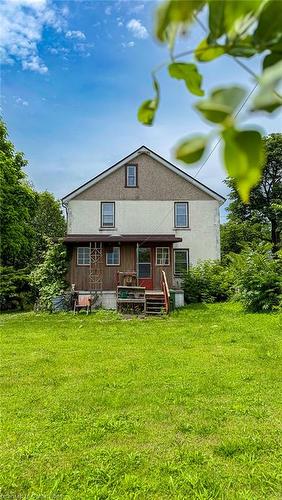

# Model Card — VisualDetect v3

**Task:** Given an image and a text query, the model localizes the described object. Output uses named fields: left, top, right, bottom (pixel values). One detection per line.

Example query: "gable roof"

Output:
left=62, top=145, right=226, bottom=205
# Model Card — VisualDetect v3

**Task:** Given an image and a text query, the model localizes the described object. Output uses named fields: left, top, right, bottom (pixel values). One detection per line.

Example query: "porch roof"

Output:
left=63, top=234, right=182, bottom=244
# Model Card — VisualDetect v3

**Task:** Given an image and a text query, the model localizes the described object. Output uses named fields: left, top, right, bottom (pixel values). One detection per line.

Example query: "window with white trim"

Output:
left=126, top=165, right=137, bottom=187
left=77, top=247, right=90, bottom=265
left=174, top=249, right=189, bottom=276
left=175, top=202, right=189, bottom=228
left=101, top=202, right=115, bottom=227
left=156, top=247, right=170, bottom=266
left=106, top=246, right=120, bottom=266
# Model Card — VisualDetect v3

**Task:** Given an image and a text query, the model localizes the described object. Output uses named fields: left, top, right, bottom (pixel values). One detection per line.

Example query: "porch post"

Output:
left=136, top=242, right=139, bottom=286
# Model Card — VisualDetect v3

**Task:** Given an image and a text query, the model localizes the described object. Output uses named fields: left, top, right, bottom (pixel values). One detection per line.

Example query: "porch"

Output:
left=64, top=234, right=183, bottom=292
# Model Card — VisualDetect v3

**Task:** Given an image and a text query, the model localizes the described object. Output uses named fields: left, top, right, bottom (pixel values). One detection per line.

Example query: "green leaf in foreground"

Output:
left=138, top=77, right=160, bottom=126
left=168, top=62, right=204, bottom=96
left=222, top=128, right=265, bottom=203
left=254, top=0, right=282, bottom=48
left=252, top=61, right=282, bottom=113
left=195, top=86, right=246, bottom=124
left=263, top=52, right=282, bottom=70
left=175, top=135, right=208, bottom=163
left=155, top=0, right=204, bottom=42
left=195, top=38, right=225, bottom=62
left=223, top=0, right=261, bottom=38
left=227, top=36, right=256, bottom=57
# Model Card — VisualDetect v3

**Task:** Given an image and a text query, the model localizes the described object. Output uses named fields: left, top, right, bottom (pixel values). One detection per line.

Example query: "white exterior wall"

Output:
left=67, top=199, right=220, bottom=268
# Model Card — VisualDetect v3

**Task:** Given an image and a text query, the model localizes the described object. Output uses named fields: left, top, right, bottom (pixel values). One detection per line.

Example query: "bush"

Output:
left=30, top=241, right=68, bottom=311
left=230, top=248, right=282, bottom=312
left=182, top=260, right=231, bottom=304
left=0, top=267, right=34, bottom=311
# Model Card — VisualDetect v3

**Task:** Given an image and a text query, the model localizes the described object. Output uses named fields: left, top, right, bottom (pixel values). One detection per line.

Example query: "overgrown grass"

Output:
left=1, top=304, right=281, bottom=499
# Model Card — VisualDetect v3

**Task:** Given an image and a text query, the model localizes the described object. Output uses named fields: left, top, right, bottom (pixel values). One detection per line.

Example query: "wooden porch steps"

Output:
left=145, top=292, right=166, bottom=315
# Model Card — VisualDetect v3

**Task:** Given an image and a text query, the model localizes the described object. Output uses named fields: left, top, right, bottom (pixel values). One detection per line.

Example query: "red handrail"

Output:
left=161, top=270, right=170, bottom=313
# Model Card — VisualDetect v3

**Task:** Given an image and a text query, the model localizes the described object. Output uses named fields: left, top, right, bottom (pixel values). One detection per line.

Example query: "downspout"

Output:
left=136, top=242, right=139, bottom=286
left=62, top=200, right=69, bottom=229
left=89, top=241, right=92, bottom=291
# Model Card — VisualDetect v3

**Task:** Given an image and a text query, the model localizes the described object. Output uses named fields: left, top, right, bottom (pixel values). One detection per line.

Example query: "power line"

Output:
left=137, top=15, right=260, bottom=246
left=195, top=82, right=258, bottom=178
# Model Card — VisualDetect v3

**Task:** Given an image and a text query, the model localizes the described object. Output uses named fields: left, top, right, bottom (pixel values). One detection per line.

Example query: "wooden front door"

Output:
left=138, top=247, right=153, bottom=289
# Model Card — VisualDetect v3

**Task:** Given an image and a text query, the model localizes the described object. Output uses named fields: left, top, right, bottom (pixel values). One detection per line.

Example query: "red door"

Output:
left=138, top=247, right=153, bottom=289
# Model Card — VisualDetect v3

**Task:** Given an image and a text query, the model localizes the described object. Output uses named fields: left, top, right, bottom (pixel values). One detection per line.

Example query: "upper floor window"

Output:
left=174, top=202, right=189, bottom=228
left=106, top=246, right=120, bottom=266
left=156, top=247, right=170, bottom=266
left=101, top=202, right=115, bottom=227
left=125, top=164, right=137, bottom=187
left=77, top=247, right=90, bottom=265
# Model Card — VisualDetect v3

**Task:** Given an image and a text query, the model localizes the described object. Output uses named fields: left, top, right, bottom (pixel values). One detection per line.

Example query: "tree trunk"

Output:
left=271, top=219, right=280, bottom=253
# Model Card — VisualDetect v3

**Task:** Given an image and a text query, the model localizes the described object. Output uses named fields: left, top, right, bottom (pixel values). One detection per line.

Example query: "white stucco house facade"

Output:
left=62, top=146, right=225, bottom=298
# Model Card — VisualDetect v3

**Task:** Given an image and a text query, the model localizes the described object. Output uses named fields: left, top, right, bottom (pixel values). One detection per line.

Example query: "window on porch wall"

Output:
left=174, top=249, right=189, bottom=276
left=156, top=247, right=170, bottom=266
left=77, top=247, right=90, bottom=265
left=106, top=246, right=120, bottom=266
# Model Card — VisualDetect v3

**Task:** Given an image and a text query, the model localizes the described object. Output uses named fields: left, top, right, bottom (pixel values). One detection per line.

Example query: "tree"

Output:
left=32, top=191, right=66, bottom=263
left=226, top=134, right=282, bottom=251
left=220, top=220, right=263, bottom=257
left=138, top=0, right=282, bottom=203
left=0, top=120, right=37, bottom=268
left=30, top=241, right=68, bottom=311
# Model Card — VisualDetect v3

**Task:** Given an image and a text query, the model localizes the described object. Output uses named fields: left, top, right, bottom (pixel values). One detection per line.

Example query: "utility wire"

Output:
left=194, top=82, right=258, bottom=178
left=137, top=15, right=260, bottom=247
left=137, top=82, right=258, bottom=248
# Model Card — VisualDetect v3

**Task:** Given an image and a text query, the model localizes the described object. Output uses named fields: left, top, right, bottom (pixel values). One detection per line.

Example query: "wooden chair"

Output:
left=73, top=294, right=92, bottom=314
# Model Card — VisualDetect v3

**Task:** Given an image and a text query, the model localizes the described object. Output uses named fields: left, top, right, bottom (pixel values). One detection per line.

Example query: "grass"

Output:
left=1, top=303, right=281, bottom=499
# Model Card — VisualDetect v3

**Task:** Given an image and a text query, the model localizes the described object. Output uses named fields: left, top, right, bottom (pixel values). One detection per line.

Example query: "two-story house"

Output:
left=62, top=146, right=225, bottom=307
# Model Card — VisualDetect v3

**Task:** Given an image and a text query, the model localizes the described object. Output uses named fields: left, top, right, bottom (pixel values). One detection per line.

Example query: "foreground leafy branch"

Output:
left=138, top=0, right=282, bottom=202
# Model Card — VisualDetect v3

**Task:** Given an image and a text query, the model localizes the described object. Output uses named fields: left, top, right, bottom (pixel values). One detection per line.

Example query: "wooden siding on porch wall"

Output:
left=68, top=243, right=173, bottom=291
left=68, top=244, right=136, bottom=291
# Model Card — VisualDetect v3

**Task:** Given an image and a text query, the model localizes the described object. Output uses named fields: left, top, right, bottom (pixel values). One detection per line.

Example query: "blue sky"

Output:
left=1, top=0, right=281, bottom=214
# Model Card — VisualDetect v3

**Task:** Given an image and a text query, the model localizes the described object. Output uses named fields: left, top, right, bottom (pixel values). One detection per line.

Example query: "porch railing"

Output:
left=161, top=270, right=170, bottom=314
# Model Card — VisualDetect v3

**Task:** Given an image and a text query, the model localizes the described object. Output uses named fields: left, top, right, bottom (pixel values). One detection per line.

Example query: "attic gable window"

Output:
left=125, top=164, right=137, bottom=187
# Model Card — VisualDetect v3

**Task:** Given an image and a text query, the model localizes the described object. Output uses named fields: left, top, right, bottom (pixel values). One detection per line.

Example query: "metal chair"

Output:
left=73, top=294, right=92, bottom=314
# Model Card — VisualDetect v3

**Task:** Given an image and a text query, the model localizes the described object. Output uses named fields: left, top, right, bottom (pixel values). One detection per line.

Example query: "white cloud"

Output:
left=22, top=55, right=48, bottom=73
left=0, top=0, right=67, bottom=74
left=129, top=4, right=144, bottom=14
left=121, top=41, right=135, bottom=48
left=65, top=30, right=86, bottom=40
left=127, top=18, right=148, bottom=39
left=74, top=42, right=94, bottom=57
left=15, top=96, right=29, bottom=106
left=49, top=46, right=69, bottom=55
left=105, top=6, right=112, bottom=15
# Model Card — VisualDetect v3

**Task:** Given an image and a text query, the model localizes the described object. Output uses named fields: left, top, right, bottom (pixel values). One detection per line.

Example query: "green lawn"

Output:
left=1, top=304, right=281, bottom=499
